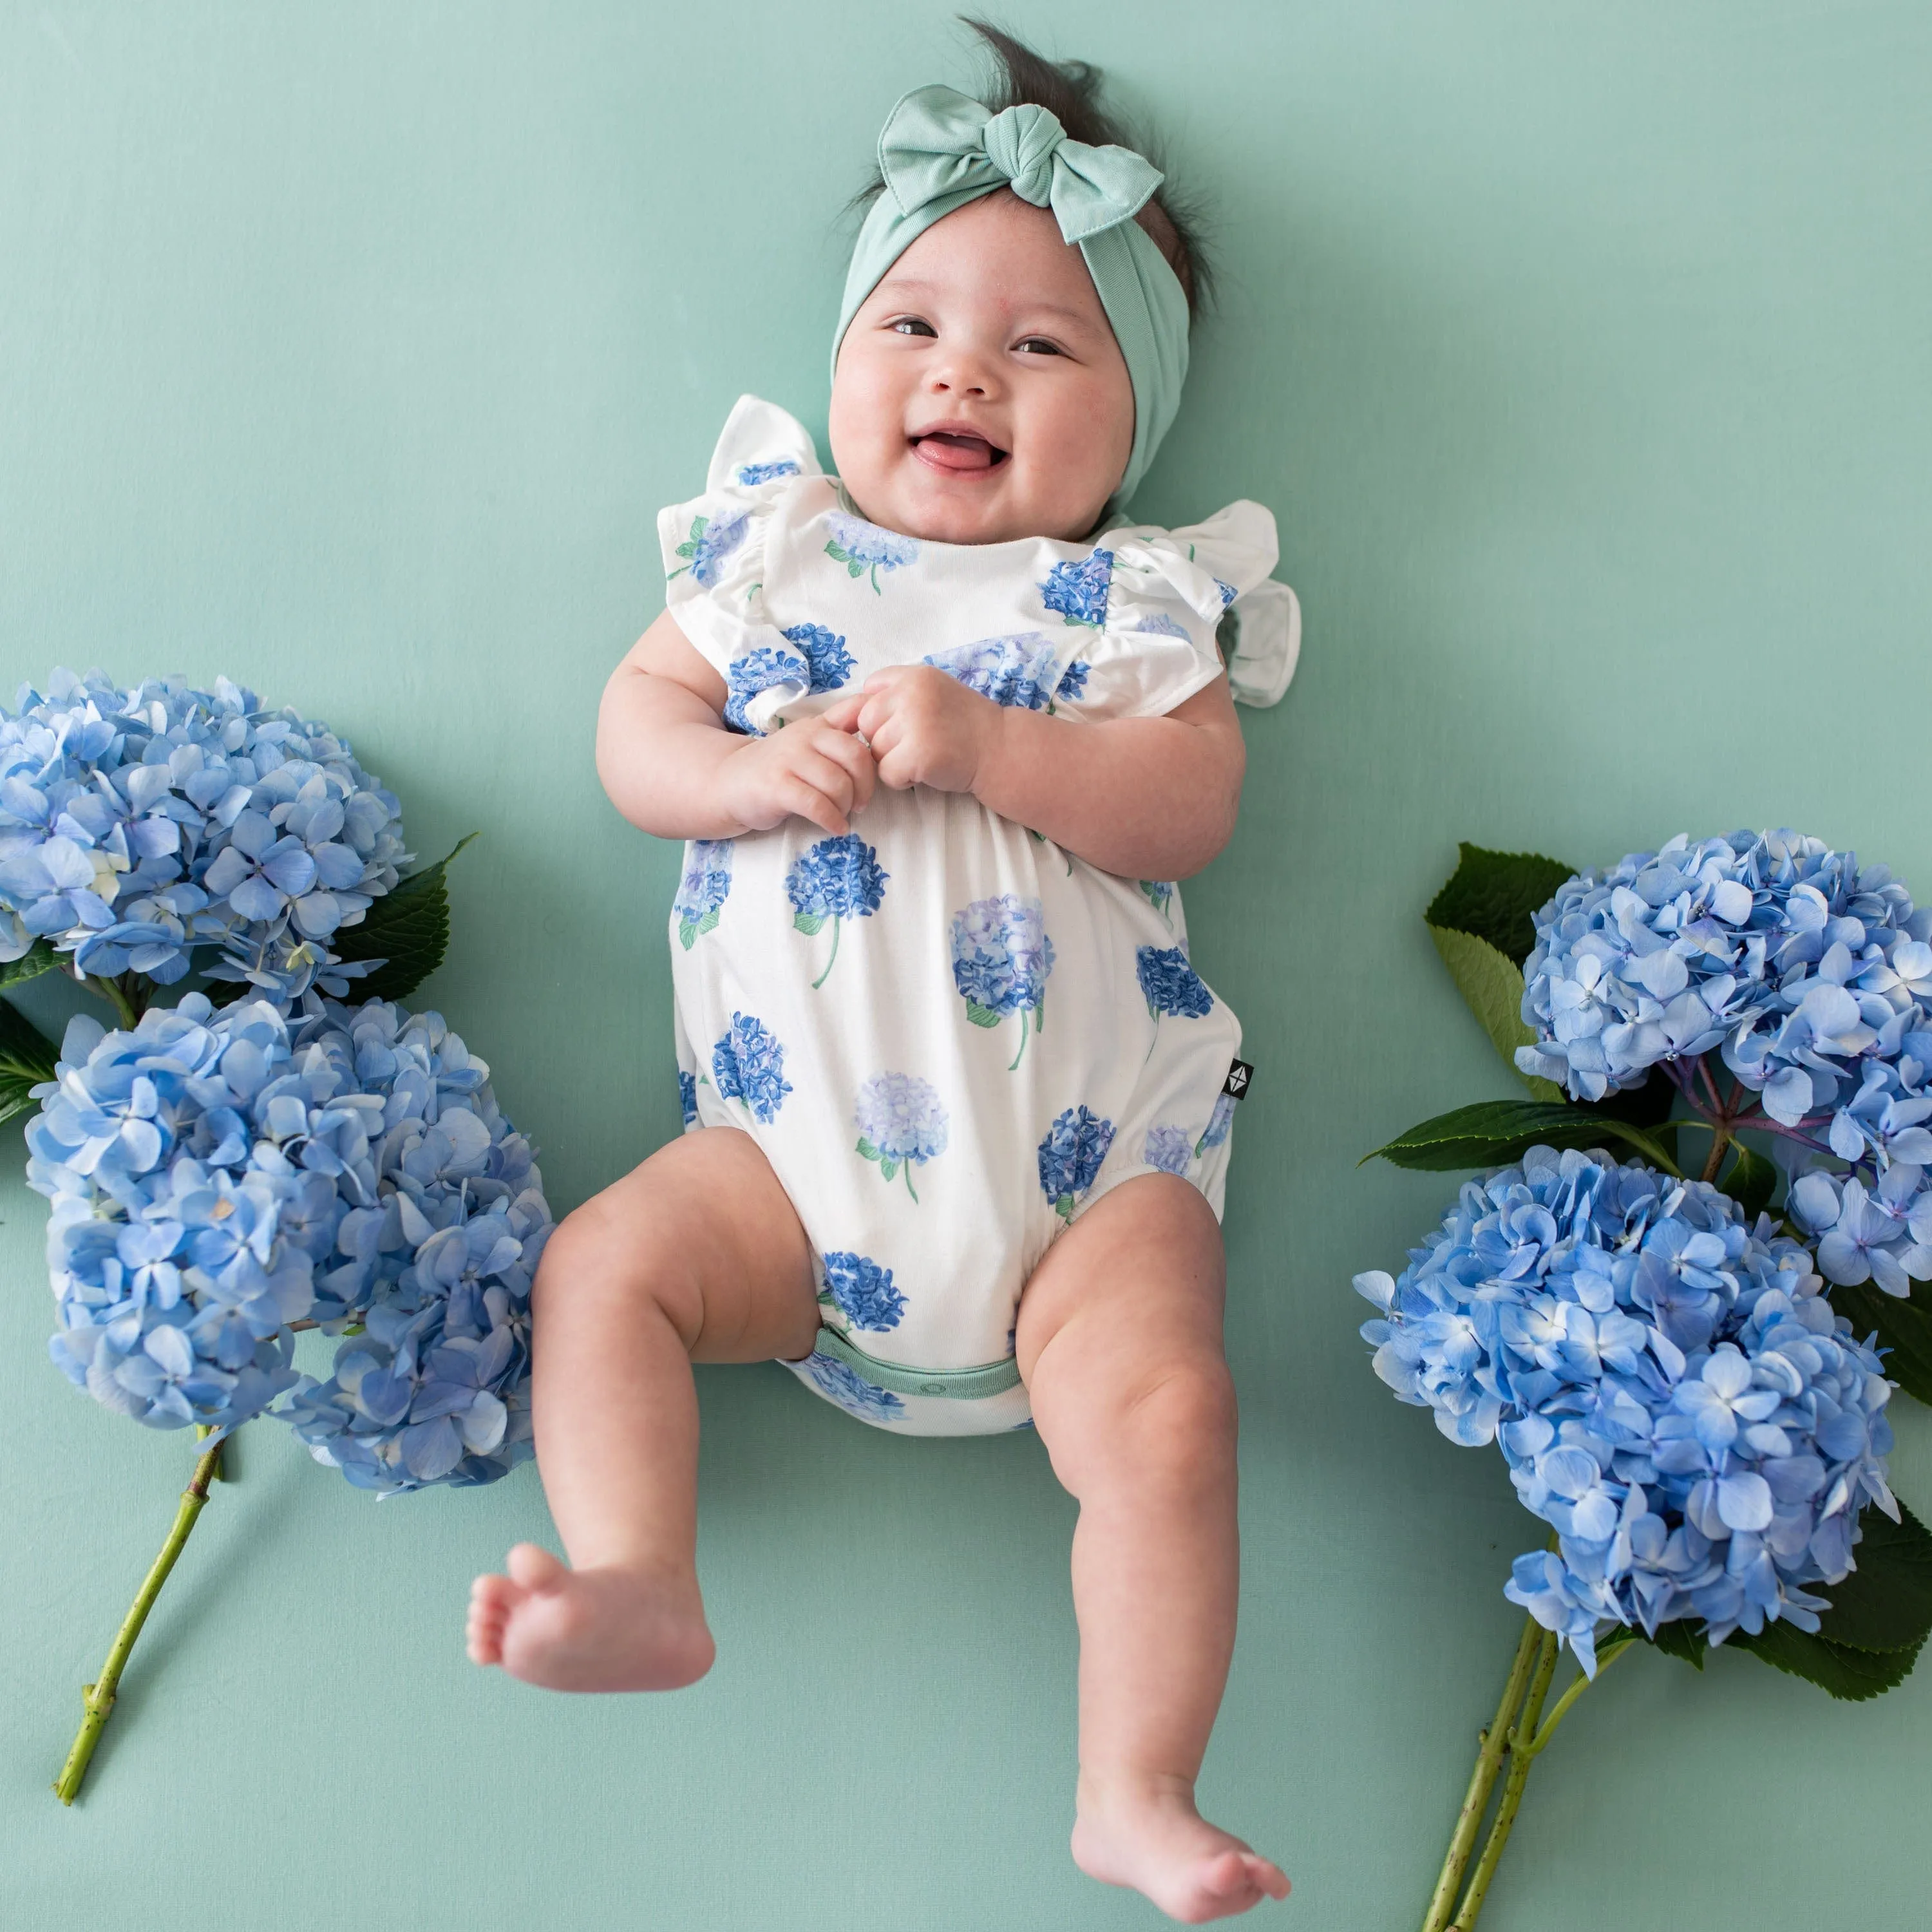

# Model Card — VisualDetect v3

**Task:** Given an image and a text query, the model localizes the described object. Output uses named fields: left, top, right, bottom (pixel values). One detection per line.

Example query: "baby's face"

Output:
left=829, top=191, right=1135, bottom=545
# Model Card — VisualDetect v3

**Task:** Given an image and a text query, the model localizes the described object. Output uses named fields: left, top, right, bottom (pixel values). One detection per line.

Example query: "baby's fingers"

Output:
left=814, top=724, right=878, bottom=811
left=819, top=694, right=867, bottom=734
left=777, top=773, right=849, bottom=836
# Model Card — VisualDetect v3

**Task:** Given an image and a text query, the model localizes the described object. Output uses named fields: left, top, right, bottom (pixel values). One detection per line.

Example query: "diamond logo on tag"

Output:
left=1222, top=1059, right=1254, bottom=1100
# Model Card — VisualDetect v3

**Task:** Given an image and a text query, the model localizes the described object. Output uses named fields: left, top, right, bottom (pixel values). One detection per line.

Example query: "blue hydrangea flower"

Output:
left=1135, top=612, right=1192, bottom=641
left=1137, top=945, right=1215, bottom=1023
left=801, top=1349, right=905, bottom=1423
left=1144, top=1124, right=1193, bottom=1175
left=0, top=669, right=404, bottom=998
left=820, top=1251, right=906, bottom=1330
left=854, top=1070, right=949, bottom=1200
left=736, top=459, right=800, bottom=485
left=1038, top=1105, right=1116, bottom=1220
left=1195, top=1092, right=1235, bottom=1156
left=722, top=646, right=808, bottom=735
left=1055, top=659, right=1090, bottom=703
left=780, top=623, right=855, bottom=694
left=678, top=1069, right=699, bottom=1129
left=669, top=509, right=750, bottom=588
left=923, top=634, right=1063, bottom=712
left=673, top=839, right=733, bottom=947
left=1355, top=1146, right=1897, bottom=1671
left=1213, top=577, right=1238, bottom=609
left=1139, top=878, right=1175, bottom=925
left=951, top=894, right=1055, bottom=1068
left=787, top=833, right=887, bottom=986
left=32, top=993, right=551, bottom=1492
left=1040, top=548, right=1113, bottom=628
left=824, top=512, right=918, bottom=592
left=711, top=1012, right=791, bottom=1123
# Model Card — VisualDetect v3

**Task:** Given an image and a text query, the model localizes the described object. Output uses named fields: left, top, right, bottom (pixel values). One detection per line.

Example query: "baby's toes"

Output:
left=466, top=1575, right=522, bottom=1664
left=1240, top=1854, right=1290, bottom=1900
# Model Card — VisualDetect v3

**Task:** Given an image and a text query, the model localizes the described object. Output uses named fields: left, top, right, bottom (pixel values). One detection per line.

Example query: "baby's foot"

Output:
left=466, top=1542, right=715, bottom=1692
left=1072, top=1770, right=1291, bottom=1924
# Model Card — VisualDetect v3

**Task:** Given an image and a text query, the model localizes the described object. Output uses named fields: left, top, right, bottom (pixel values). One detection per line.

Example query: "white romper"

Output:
left=659, top=396, right=1300, bottom=1435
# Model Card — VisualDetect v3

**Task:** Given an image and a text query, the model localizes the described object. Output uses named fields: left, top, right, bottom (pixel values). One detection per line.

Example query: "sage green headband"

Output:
left=831, top=83, right=1193, bottom=511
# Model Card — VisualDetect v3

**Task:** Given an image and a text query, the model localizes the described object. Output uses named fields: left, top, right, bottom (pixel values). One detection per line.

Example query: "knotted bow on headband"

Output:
left=831, top=83, right=1193, bottom=511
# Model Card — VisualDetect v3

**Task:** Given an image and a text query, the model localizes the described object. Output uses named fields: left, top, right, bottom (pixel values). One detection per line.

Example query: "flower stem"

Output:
left=79, top=968, right=140, bottom=1030
left=1009, top=1007, right=1029, bottom=1072
left=1446, top=1629, right=1560, bottom=1931
left=1419, top=1613, right=1543, bottom=1932
left=53, top=1437, right=225, bottom=1804
left=812, top=918, right=841, bottom=990
left=1523, top=1636, right=1634, bottom=1757
left=1700, top=1126, right=1732, bottom=1184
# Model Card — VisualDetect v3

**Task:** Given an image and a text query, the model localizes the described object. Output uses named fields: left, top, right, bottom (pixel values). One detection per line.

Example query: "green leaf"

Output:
left=825, top=542, right=851, bottom=565
left=1729, top=1621, right=1924, bottom=1700
left=1828, top=1280, right=1932, bottom=1406
left=879, top=1157, right=898, bottom=1182
left=329, top=835, right=477, bottom=1003
left=855, top=1137, right=878, bottom=1161
left=1807, top=1502, right=1932, bottom=1654
left=1425, top=924, right=1562, bottom=1099
left=1644, top=1619, right=1705, bottom=1669
left=0, top=996, right=62, bottom=1125
left=1363, top=1099, right=1678, bottom=1173
left=1716, top=1141, right=1778, bottom=1219
left=678, top=920, right=698, bottom=950
left=793, top=913, right=825, bottom=936
left=0, top=939, right=59, bottom=994
left=965, top=1001, right=1001, bottom=1028
left=696, top=909, right=719, bottom=936
left=1425, top=843, right=1575, bottom=967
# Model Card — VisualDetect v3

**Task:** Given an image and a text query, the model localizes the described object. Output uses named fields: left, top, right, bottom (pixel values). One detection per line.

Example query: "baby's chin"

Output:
left=863, top=464, right=1104, bottom=547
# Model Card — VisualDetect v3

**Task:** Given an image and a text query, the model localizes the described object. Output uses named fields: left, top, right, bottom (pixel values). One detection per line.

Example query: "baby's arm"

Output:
left=822, top=668, right=1244, bottom=880
left=597, top=611, right=876, bottom=838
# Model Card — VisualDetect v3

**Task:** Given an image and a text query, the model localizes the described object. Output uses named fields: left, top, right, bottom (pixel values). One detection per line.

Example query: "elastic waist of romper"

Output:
left=808, top=1325, right=1023, bottom=1400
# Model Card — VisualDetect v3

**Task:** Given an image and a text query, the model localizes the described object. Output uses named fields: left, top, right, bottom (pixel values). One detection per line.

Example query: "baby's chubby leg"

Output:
left=468, top=1126, right=819, bottom=1690
left=1017, top=1174, right=1289, bottom=1924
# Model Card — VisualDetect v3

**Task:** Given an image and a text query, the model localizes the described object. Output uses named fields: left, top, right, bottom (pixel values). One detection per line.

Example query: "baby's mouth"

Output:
left=911, top=430, right=1009, bottom=475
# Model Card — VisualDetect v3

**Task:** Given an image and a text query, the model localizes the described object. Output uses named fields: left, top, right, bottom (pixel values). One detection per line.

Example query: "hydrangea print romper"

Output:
left=659, top=397, right=1300, bottom=1435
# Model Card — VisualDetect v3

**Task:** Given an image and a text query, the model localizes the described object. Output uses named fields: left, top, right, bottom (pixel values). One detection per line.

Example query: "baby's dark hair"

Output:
left=849, top=17, right=1215, bottom=320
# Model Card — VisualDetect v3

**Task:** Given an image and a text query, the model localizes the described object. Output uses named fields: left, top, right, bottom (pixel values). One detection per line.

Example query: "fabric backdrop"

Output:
left=3, top=4, right=1927, bottom=1927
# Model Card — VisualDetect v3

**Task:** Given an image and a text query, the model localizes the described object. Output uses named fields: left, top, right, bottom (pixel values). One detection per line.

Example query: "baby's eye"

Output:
left=889, top=316, right=936, bottom=337
left=1015, top=337, right=1064, bottom=357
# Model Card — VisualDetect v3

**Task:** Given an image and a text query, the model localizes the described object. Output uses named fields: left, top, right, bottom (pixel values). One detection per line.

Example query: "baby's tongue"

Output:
left=917, top=431, right=998, bottom=473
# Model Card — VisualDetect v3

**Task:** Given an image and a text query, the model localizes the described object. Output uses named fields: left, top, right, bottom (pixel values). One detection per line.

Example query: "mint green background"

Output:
left=4, top=5, right=1929, bottom=1927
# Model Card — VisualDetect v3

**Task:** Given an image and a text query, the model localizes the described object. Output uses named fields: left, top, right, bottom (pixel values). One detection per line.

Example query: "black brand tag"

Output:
left=1222, top=1059, right=1254, bottom=1100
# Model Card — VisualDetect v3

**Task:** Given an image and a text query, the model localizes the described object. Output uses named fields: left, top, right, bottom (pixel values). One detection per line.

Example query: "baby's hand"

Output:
left=822, top=668, right=1001, bottom=795
left=715, top=715, right=876, bottom=836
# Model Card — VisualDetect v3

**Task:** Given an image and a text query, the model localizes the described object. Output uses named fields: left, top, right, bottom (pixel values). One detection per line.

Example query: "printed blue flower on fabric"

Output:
left=923, top=634, right=1065, bottom=713
left=1353, top=1145, right=1897, bottom=1671
left=1054, top=659, right=1091, bottom=703
left=1038, top=1105, right=1116, bottom=1221
left=951, top=894, right=1055, bottom=1068
left=711, top=1012, right=792, bottom=1123
left=788, top=833, right=887, bottom=987
left=779, top=623, right=855, bottom=694
left=669, top=509, right=750, bottom=589
left=802, top=1349, right=905, bottom=1423
left=820, top=1251, right=906, bottom=1331
left=735, top=459, right=800, bottom=486
left=824, top=511, right=918, bottom=592
left=1040, top=548, right=1113, bottom=628
left=673, top=839, right=733, bottom=947
left=1195, top=1092, right=1235, bottom=1155
left=1214, top=577, right=1238, bottom=609
left=677, top=1069, right=699, bottom=1128
left=1143, top=1124, right=1193, bottom=1175
left=722, top=647, right=808, bottom=736
left=854, top=1070, right=949, bottom=1201
left=1137, top=944, right=1215, bottom=1021
left=1139, top=878, right=1175, bottom=924
left=1135, top=612, right=1192, bottom=641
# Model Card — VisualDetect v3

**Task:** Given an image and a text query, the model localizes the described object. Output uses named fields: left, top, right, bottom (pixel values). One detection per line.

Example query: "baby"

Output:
left=468, top=27, right=1298, bottom=1924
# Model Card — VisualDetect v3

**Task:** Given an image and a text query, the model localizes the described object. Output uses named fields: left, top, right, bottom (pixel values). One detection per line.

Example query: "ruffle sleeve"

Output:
left=656, top=395, right=827, bottom=734
left=1057, top=500, right=1300, bottom=719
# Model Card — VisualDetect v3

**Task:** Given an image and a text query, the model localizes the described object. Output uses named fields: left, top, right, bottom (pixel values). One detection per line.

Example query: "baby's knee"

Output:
left=532, top=1193, right=703, bottom=1338
left=1046, top=1350, right=1236, bottom=1494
